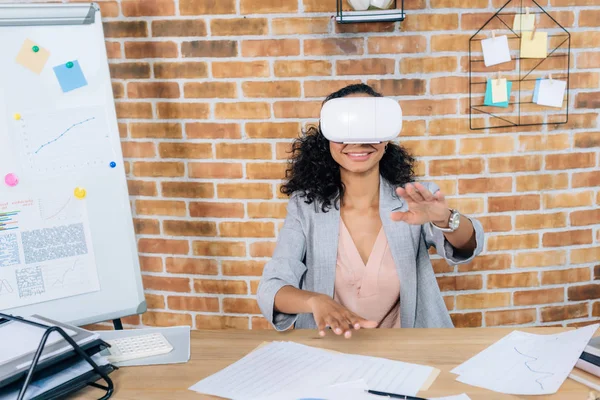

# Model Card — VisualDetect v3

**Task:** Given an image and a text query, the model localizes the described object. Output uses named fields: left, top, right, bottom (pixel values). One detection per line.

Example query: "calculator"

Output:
left=103, top=333, right=173, bottom=363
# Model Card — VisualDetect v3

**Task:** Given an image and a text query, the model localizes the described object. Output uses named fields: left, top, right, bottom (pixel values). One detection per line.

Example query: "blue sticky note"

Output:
left=533, top=78, right=541, bottom=103
left=484, top=79, right=512, bottom=108
left=53, top=60, right=88, bottom=92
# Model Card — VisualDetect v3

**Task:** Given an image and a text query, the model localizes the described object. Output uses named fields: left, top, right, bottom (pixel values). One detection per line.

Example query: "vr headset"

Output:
left=319, top=97, right=402, bottom=144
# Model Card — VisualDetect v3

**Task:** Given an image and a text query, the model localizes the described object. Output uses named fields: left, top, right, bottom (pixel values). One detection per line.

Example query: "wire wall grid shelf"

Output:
left=469, top=0, right=570, bottom=130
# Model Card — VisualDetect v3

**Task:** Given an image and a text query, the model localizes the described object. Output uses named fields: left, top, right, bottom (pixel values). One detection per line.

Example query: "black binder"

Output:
left=0, top=313, right=117, bottom=400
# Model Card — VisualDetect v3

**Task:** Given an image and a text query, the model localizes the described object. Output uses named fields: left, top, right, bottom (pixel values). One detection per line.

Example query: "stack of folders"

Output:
left=0, top=314, right=116, bottom=400
left=570, top=336, right=600, bottom=391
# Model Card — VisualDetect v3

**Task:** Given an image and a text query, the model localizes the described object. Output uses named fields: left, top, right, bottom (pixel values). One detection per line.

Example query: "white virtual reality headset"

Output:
left=319, top=97, right=402, bottom=144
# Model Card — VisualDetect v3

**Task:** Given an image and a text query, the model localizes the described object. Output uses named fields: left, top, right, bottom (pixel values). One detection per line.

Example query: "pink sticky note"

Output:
left=4, top=173, right=18, bottom=187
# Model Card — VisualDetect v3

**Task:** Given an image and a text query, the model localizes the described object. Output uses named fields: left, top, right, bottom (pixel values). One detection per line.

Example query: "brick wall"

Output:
left=81, top=0, right=599, bottom=329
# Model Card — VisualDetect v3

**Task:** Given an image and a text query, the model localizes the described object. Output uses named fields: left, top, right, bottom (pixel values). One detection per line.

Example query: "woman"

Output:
left=256, top=83, right=484, bottom=338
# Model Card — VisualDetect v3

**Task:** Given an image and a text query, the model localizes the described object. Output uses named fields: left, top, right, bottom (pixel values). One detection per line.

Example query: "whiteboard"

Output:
left=0, top=3, right=146, bottom=326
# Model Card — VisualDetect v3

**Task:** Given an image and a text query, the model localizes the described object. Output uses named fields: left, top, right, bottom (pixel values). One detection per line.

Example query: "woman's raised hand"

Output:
left=306, top=294, right=378, bottom=338
left=391, top=182, right=451, bottom=226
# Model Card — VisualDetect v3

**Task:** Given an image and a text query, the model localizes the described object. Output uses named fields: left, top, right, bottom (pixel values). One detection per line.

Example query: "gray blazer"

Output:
left=256, top=177, right=485, bottom=331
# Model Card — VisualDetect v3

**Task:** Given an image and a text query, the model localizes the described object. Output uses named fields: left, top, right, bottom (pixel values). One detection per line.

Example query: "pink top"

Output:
left=333, top=219, right=401, bottom=328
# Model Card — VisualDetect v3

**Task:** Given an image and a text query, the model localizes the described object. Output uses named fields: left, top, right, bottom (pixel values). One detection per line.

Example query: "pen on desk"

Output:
left=367, top=389, right=427, bottom=400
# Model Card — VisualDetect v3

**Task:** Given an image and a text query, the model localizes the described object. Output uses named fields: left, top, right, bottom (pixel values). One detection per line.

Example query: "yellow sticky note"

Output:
left=521, top=31, right=548, bottom=58
left=15, top=38, right=50, bottom=75
left=513, top=14, right=535, bottom=31
left=491, top=79, right=508, bottom=103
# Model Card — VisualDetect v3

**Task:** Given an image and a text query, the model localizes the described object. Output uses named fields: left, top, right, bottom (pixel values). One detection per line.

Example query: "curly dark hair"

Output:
left=280, top=83, right=416, bottom=212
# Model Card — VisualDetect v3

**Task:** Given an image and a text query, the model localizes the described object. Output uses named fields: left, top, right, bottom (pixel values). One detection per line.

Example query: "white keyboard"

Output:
left=104, top=332, right=173, bottom=363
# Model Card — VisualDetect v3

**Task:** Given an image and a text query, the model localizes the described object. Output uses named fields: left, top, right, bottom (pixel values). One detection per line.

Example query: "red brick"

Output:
left=145, top=294, right=165, bottom=309
left=166, top=257, right=218, bottom=275
left=143, top=275, right=190, bottom=293
left=246, top=122, right=300, bottom=139
left=544, top=191, right=594, bottom=209
left=125, top=41, right=178, bottom=58
left=516, top=174, right=569, bottom=192
left=218, top=183, right=272, bottom=199
left=109, top=62, right=151, bottom=79
left=487, top=234, right=539, bottom=251
left=456, top=293, right=510, bottom=310
left=451, top=312, right=482, bottom=327
left=274, top=101, right=320, bottom=119
left=210, top=18, right=267, bottom=36
left=242, top=39, right=300, bottom=57
left=304, top=79, right=362, bottom=98
left=196, top=315, right=249, bottom=329
left=133, top=162, right=184, bottom=178
left=121, top=142, right=156, bottom=158
left=431, top=34, right=471, bottom=52
left=400, top=14, right=458, bottom=31
left=157, top=103, right=209, bottom=119
left=154, top=62, right=208, bottom=79
left=489, top=155, right=542, bottom=173
left=519, top=134, right=570, bottom=152
left=242, top=81, right=301, bottom=98
left=152, top=20, right=207, bottom=37
left=272, top=18, right=330, bottom=35
left=104, top=21, right=147, bottom=38
left=568, top=284, right=600, bottom=301
left=478, top=216, right=512, bottom=233
left=367, top=36, right=427, bottom=54
left=514, top=288, right=564, bottom=306
left=215, top=102, right=270, bottom=120
left=122, top=0, right=174, bottom=16
left=142, top=312, right=192, bottom=327
left=486, top=309, right=536, bottom=326
left=182, top=40, right=237, bottom=58
left=194, top=279, right=247, bottom=295
left=575, top=132, right=600, bottom=148
left=139, top=256, right=163, bottom=273
left=541, top=303, right=588, bottom=322
left=247, top=202, right=287, bottom=219
left=168, top=296, right=219, bottom=312
left=222, top=261, right=265, bottom=276
left=189, top=202, right=244, bottom=219
left=193, top=241, right=246, bottom=257
left=161, top=182, right=213, bottom=199
left=223, top=298, right=261, bottom=314
left=188, top=162, right=243, bottom=179
left=457, top=254, right=510, bottom=273
left=578, top=52, right=600, bottom=69
left=180, top=0, right=235, bottom=14
left=460, top=136, right=514, bottom=155
left=220, top=222, right=274, bottom=238
left=369, top=79, right=427, bottom=96
left=515, top=212, right=567, bottom=230
left=542, top=268, right=591, bottom=285
left=240, top=0, right=297, bottom=13
left=130, top=123, right=182, bottom=139
left=458, top=177, right=511, bottom=194
left=106, top=42, right=121, bottom=59
left=487, top=272, right=539, bottom=289
left=543, top=229, right=593, bottom=247
left=250, top=241, right=277, bottom=257
left=163, top=221, right=216, bottom=237
left=571, top=210, right=600, bottom=227
left=115, top=102, right=152, bottom=119
left=216, top=143, right=271, bottom=160
left=186, top=123, right=240, bottom=139
left=429, top=158, right=484, bottom=176
left=546, top=152, right=596, bottom=170
left=515, top=250, right=567, bottom=268
left=158, top=143, right=212, bottom=159
left=134, top=218, right=160, bottom=235
left=128, top=82, right=179, bottom=99
left=184, top=82, right=237, bottom=98
left=573, top=171, right=600, bottom=188
left=400, top=56, right=458, bottom=74
left=336, top=59, right=395, bottom=75
left=247, top=163, right=287, bottom=180
left=274, top=60, right=331, bottom=77
left=436, top=275, right=483, bottom=291
left=136, top=200, right=186, bottom=217
left=304, top=38, right=364, bottom=56
left=489, top=195, right=540, bottom=212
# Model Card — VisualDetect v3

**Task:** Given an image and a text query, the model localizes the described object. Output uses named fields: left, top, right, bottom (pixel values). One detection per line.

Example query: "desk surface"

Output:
left=76, top=327, right=592, bottom=400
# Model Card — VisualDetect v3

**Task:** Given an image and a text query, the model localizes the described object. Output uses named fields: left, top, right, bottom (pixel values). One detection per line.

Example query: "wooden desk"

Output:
left=76, top=328, right=592, bottom=400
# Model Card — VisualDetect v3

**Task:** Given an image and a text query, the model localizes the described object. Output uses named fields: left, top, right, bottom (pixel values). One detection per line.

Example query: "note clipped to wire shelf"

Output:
left=521, top=30, right=548, bottom=58
left=513, top=13, right=535, bottom=32
left=534, top=78, right=567, bottom=108
left=484, top=79, right=512, bottom=108
left=490, top=78, right=508, bottom=103
left=481, top=34, right=511, bottom=67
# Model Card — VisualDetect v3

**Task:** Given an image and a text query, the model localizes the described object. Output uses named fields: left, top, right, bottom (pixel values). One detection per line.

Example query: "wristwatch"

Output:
left=430, top=209, right=460, bottom=233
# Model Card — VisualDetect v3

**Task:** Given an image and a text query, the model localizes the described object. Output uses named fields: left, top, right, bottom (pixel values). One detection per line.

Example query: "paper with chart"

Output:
left=0, top=193, right=100, bottom=311
left=451, top=323, right=599, bottom=395
left=12, top=106, right=113, bottom=179
left=189, top=341, right=436, bottom=399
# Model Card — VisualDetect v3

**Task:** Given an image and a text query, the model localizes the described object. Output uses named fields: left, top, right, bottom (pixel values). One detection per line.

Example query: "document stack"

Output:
left=0, top=313, right=116, bottom=400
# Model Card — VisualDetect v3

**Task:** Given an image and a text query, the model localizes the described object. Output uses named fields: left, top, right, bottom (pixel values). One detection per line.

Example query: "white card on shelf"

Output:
left=481, top=35, right=511, bottom=67
left=535, top=79, right=566, bottom=108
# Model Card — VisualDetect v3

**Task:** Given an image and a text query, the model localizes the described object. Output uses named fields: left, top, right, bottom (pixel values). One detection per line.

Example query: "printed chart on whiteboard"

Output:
left=0, top=193, right=100, bottom=310
left=13, top=106, right=113, bottom=178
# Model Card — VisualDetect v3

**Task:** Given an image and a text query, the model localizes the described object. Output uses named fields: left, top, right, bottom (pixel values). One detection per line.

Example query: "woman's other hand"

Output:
left=392, top=182, right=451, bottom=226
left=306, top=294, right=378, bottom=338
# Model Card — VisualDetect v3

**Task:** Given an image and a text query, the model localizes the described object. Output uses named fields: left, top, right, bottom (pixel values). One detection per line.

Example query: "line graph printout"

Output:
left=15, top=106, right=113, bottom=177
left=0, top=193, right=100, bottom=310
left=451, top=323, right=599, bottom=395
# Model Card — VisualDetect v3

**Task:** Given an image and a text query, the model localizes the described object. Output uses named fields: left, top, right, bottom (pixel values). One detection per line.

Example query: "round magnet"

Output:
left=13, top=113, right=21, bottom=121
left=109, top=161, right=116, bottom=168
left=32, top=45, right=39, bottom=53
left=74, top=187, right=86, bottom=199
left=66, top=61, right=74, bottom=68
left=4, top=173, right=18, bottom=187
